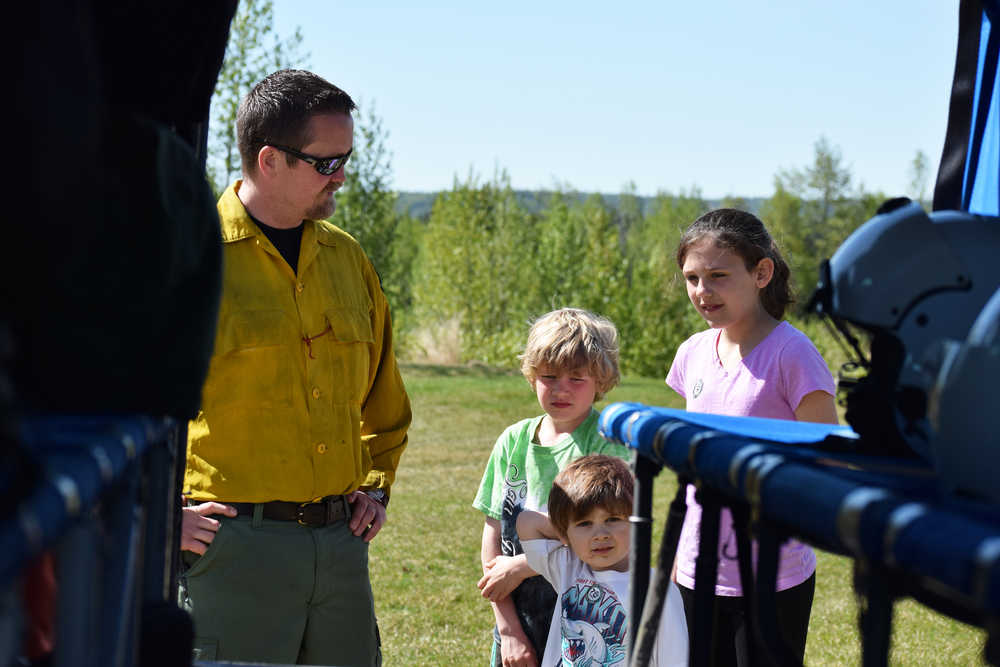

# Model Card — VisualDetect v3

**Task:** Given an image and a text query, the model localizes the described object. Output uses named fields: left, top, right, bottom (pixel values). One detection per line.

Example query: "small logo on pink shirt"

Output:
left=692, top=378, right=704, bottom=398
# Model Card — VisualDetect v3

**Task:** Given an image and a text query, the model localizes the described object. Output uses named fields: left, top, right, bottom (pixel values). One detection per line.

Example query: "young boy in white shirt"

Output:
left=517, top=455, right=688, bottom=666
left=473, top=309, right=630, bottom=666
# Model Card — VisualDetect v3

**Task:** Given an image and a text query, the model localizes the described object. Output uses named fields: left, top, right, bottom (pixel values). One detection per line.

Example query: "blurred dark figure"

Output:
left=7, top=1, right=238, bottom=664
left=9, top=2, right=234, bottom=417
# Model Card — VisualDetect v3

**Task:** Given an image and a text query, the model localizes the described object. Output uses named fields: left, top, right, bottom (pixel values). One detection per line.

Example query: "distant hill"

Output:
left=394, top=190, right=765, bottom=221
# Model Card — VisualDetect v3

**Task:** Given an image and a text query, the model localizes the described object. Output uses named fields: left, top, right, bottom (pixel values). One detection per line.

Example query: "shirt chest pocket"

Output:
left=205, top=310, right=296, bottom=411
left=321, top=307, right=375, bottom=404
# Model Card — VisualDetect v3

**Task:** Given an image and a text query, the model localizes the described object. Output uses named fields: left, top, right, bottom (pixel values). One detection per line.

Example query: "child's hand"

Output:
left=499, top=630, right=539, bottom=667
left=478, top=554, right=532, bottom=602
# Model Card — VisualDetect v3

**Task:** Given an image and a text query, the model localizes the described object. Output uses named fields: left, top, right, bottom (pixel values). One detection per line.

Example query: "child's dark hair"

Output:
left=676, top=208, right=794, bottom=319
left=548, top=455, right=633, bottom=538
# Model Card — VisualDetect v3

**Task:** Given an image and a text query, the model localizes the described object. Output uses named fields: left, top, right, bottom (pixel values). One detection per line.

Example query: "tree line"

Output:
left=208, top=0, right=932, bottom=378
left=339, top=133, right=931, bottom=377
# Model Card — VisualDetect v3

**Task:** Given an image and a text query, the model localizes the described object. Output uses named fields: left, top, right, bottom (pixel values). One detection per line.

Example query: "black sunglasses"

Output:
left=270, top=144, right=352, bottom=175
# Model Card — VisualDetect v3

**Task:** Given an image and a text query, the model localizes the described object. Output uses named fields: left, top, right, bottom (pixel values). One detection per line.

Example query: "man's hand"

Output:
left=478, top=554, right=533, bottom=602
left=181, top=502, right=237, bottom=554
left=499, top=630, right=538, bottom=667
left=347, top=490, right=386, bottom=542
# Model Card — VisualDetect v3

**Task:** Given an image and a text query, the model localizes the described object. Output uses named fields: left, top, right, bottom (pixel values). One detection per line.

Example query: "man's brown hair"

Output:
left=236, top=69, right=356, bottom=176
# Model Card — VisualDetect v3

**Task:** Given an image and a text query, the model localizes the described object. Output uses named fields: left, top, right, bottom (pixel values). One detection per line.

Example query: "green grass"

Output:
left=370, top=364, right=986, bottom=665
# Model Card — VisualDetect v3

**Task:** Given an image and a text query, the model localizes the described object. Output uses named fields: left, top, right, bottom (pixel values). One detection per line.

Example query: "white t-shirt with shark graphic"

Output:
left=523, top=538, right=688, bottom=666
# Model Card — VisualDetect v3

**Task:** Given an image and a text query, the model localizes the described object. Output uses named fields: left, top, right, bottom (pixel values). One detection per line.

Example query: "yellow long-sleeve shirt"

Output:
left=184, top=182, right=411, bottom=503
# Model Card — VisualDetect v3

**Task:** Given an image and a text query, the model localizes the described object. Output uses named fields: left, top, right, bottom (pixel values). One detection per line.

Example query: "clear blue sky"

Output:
left=273, top=1, right=959, bottom=199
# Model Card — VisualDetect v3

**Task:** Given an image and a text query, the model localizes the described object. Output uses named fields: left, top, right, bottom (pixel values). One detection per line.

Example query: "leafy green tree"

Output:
left=207, top=0, right=306, bottom=191
left=907, top=149, right=932, bottom=207
left=532, top=189, right=584, bottom=310
left=527, top=192, right=631, bottom=327
left=522, top=191, right=632, bottom=338
left=771, top=137, right=865, bottom=296
left=411, top=174, right=537, bottom=364
left=384, top=213, right=422, bottom=345
left=335, top=103, right=407, bottom=307
left=614, top=182, right=644, bottom=251
left=575, top=194, right=628, bottom=319
left=720, top=195, right=749, bottom=210
left=402, top=140, right=893, bottom=378
left=777, top=137, right=851, bottom=228
left=626, top=188, right=705, bottom=268
left=763, top=139, right=886, bottom=310
left=759, top=180, right=810, bottom=300
left=617, top=190, right=707, bottom=377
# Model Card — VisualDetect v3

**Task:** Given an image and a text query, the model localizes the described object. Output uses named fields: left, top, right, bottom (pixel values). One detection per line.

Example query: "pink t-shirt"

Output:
left=665, top=321, right=836, bottom=595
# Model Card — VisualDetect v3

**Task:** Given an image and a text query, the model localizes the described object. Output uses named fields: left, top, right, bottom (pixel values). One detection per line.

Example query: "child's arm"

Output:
left=481, top=518, right=539, bottom=667
left=795, top=389, right=839, bottom=424
left=516, top=509, right=561, bottom=542
left=479, top=550, right=537, bottom=603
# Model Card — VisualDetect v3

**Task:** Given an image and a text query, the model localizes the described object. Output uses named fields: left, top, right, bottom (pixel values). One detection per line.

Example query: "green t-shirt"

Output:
left=472, top=409, right=631, bottom=659
left=474, top=409, right=629, bottom=528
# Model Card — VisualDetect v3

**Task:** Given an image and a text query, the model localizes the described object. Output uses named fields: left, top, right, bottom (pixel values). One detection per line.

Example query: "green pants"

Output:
left=180, top=510, right=381, bottom=666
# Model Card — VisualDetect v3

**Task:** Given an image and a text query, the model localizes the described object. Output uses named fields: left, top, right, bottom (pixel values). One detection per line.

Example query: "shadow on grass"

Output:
left=400, top=361, right=520, bottom=378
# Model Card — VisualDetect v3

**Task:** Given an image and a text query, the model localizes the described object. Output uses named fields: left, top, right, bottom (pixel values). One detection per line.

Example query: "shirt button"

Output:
left=312, top=387, right=321, bottom=399
left=296, top=282, right=304, bottom=293
left=316, top=443, right=327, bottom=454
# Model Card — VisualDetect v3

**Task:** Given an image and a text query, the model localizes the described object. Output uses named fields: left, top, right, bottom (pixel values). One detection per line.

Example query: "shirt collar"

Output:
left=218, top=181, right=260, bottom=243
left=217, top=180, right=337, bottom=248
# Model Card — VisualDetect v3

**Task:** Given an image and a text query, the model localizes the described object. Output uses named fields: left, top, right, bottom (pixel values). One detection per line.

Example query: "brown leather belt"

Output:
left=227, top=495, right=351, bottom=527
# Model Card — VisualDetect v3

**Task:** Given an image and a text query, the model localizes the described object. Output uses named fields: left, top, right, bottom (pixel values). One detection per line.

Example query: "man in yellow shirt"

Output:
left=179, top=69, right=411, bottom=666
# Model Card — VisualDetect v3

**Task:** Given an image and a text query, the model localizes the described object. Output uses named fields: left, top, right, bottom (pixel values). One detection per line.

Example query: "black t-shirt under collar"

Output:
left=251, top=214, right=304, bottom=275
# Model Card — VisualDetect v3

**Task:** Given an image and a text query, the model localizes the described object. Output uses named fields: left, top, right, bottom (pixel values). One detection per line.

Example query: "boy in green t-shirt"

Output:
left=472, top=308, right=630, bottom=666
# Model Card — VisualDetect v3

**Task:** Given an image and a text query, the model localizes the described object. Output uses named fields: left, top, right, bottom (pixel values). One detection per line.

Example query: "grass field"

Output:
left=369, top=364, right=986, bottom=665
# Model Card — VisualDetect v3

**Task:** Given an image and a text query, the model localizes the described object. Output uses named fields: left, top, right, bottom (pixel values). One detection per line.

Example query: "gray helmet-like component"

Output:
left=808, top=198, right=1000, bottom=459
left=927, top=287, right=1000, bottom=501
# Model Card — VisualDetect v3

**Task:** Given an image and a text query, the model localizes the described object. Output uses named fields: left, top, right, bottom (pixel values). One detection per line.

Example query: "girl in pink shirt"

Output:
left=666, top=208, right=838, bottom=666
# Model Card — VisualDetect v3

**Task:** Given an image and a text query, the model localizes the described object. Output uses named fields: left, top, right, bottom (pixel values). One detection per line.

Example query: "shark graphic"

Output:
left=561, top=616, right=625, bottom=666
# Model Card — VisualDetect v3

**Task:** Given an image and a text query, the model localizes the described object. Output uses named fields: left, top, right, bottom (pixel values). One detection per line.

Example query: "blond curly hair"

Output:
left=519, top=308, right=620, bottom=400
